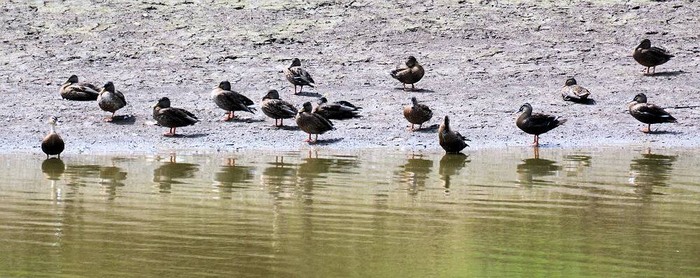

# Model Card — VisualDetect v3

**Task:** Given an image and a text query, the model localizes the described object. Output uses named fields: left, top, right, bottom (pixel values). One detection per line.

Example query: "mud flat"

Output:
left=1, top=1, right=698, bottom=155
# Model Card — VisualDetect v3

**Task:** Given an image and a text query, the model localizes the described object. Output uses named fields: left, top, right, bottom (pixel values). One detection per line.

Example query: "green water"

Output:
left=0, top=148, right=699, bottom=277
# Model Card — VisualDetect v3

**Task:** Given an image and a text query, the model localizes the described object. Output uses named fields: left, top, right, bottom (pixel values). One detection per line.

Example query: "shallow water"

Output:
left=1, top=148, right=699, bottom=277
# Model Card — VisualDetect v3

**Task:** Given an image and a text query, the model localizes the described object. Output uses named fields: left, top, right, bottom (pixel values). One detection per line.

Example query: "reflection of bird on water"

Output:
left=295, top=152, right=360, bottom=200
left=64, top=164, right=102, bottom=187
left=213, top=158, right=254, bottom=191
left=562, top=154, right=592, bottom=177
left=42, top=158, right=65, bottom=181
left=629, top=150, right=677, bottom=196
left=439, top=153, right=470, bottom=191
left=396, top=154, right=433, bottom=195
left=516, top=149, right=561, bottom=186
left=262, top=156, right=297, bottom=197
left=99, top=166, right=127, bottom=200
left=153, top=156, right=199, bottom=193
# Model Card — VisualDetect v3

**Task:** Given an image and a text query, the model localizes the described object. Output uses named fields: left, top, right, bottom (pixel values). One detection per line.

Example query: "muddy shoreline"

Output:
left=1, top=1, right=698, bottom=156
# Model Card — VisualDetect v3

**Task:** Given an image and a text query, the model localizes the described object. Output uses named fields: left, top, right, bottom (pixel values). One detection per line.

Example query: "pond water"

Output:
left=1, top=148, right=699, bottom=277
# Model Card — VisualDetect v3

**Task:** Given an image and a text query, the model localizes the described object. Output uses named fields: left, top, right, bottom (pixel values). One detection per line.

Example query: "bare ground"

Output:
left=1, top=0, right=699, bottom=155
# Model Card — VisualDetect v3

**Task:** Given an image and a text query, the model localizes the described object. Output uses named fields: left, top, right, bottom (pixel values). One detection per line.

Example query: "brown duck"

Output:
left=97, top=82, right=127, bottom=122
left=633, top=39, right=673, bottom=75
left=59, top=75, right=100, bottom=101
left=438, top=116, right=470, bottom=153
left=284, top=58, right=316, bottom=94
left=314, top=97, right=361, bottom=120
left=41, top=116, right=65, bottom=158
left=516, top=103, right=566, bottom=146
left=261, top=89, right=298, bottom=127
left=296, top=102, right=334, bottom=143
left=390, top=56, right=425, bottom=91
left=152, top=97, right=199, bottom=137
left=211, top=81, right=256, bottom=121
left=561, top=77, right=591, bottom=103
left=403, top=97, right=432, bottom=131
left=628, top=93, right=677, bottom=133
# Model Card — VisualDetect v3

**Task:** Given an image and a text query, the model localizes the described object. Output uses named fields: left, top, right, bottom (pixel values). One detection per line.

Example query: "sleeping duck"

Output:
left=284, top=58, right=316, bottom=94
left=59, top=75, right=100, bottom=101
left=153, top=97, right=199, bottom=137
left=561, top=77, right=591, bottom=103
left=516, top=103, right=566, bottom=146
left=261, top=89, right=298, bottom=127
left=403, top=97, right=432, bottom=131
left=628, top=93, right=676, bottom=133
left=212, top=81, right=256, bottom=121
left=41, top=116, right=65, bottom=158
left=633, top=39, right=673, bottom=75
left=97, top=81, right=127, bottom=122
left=390, top=56, right=425, bottom=91
left=314, top=97, right=361, bottom=120
left=438, top=116, right=470, bottom=153
left=296, top=102, right=333, bottom=143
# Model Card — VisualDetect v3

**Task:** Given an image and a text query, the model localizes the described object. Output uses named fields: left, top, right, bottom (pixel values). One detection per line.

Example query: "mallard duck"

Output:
left=403, top=97, right=432, bottom=131
left=261, top=89, right=298, bottom=127
left=516, top=103, right=566, bottom=146
left=97, top=82, right=127, bottom=122
left=561, top=77, right=591, bottom=103
left=152, top=97, right=199, bottom=136
left=628, top=93, right=677, bottom=133
left=212, top=81, right=256, bottom=121
left=633, top=39, right=674, bottom=75
left=314, top=97, right=361, bottom=120
left=59, top=75, right=100, bottom=101
left=390, top=56, right=425, bottom=91
left=438, top=116, right=470, bottom=153
left=296, top=102, right=334, bottom=143
left=41, top=116, right=65, bottom=158
left=284, top=58, right=316, bottom=94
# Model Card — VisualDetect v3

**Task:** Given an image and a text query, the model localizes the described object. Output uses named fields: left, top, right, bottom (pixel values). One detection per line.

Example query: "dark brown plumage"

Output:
left=97, top=81, right=127, bottom=122
left=153, top=97, right=199, bottom=137
left=438, top=116, right=469, bottom=153
left=314, top=97, right=361, bottom=120
left=41, top=116, right=64, bottom=158
left=211, top=81, right=256, bottom=121
left=261, top=89, right=298, bottom=127
left=516, top=103, right=566, bottom=146
left=403, top=97, right=432, bottom=131
left=59, top=75, right=100, bottom=101
left=628, top=93, right=677, bottom=133
left=561, top=77, right=591, bottom=103
left=633, top=39, right=673, bottom=75
left=284, top=58, right=315, bottom=94
left=296, top=102, right=334, bottom=143
left=390, top=56, right=425, bottom=91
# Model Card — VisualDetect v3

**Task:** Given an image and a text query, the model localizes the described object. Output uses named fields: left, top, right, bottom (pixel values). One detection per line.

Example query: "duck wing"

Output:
left=636, top=104, right=676, bottom=121
left=287, top=67, right=316, bottom=86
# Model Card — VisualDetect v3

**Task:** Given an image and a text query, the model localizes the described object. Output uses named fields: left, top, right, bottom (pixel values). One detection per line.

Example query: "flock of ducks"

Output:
left=41, top=39, right=679, bottom=158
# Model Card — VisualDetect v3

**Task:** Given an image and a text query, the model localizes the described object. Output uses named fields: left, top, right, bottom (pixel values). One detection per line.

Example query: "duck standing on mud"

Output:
left=403, top=97, right=433, bottom=131
left=97, top=81, right=127, bottom=122
left=284, top=58, right=316, bottom=95
left=390, top=56, right=425, bottom=91
left=261, top=89, right=298, bottom=127
left=628, top=93, right=676, bottom=133
left=633, top=39, right=673, bottom=75
left=516, top=103, right=566, bottom=147
left=152, top=97, right=199, bottom=137
left=211, top=81, right=256, bottom=121
left=59, top=75, right=100, bottom=101
left=42, top=116, right=65, bottom=158
left=438, top=116, right=470, bottom=154
left=296, top=102, right=333, bottom=143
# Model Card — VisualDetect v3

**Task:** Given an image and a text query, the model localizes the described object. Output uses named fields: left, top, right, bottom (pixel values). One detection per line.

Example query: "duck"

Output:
left=152, top=97, right=199, bottom=137
left=628, top=93, right=677, bottom=133
left=390, top=56, right=425, bottom=91
left=561, top=77, right=591, bottom=103
left=261, top=89, right=298, bottom=127
left=438, top=116, right=470, bottom=153
left=516, top=103, right=566, bottom=146
left=97, top=81, right=127, bottom=122
left=284, top=58, right=316, bottom=94
left=314, top=97, right=361, bottom=120
left=633, top=39, right=674, bottom=75
left=296, top=102, right=334, bottom=143
left=41, top=116, right=65, bottom=158
left=211, top=81, right=256, bottom=121
left=59, top=75, right=100, bottom=101
left=403, top=97, right=433, bottom=131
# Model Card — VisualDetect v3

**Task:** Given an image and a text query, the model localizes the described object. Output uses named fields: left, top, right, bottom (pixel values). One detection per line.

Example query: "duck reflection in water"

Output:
left=42, top=158, right=65, bottom=181
left=153, top=154, right=199, bottom=193
left=516, top=147, right=562, bottom=186
left=562, top=153, right=592, bottom=177
left=262, top=156, right=297, bottom=198
left=213, top=158, right=254, bottom=199
left=439, top=153, right=470, bottom=192
left=99, top=164, right=127, bottom=200
left=629, top=149, right=677, bottom=197
left=295, top=151, right=360, bottom=203
left=396, top=153, right=433, bottom=195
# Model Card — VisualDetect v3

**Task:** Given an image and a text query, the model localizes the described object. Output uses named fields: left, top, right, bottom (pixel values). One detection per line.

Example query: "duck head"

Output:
left=637, top=39, right=651, bottom=50
left=632, top=93, right=647, bottom=104
left=290, top=58, right=302, bottom=67
left=101, top=81, right=115, bottom=93
left=410, top=96, right=419, bottom=106
left=518, top=103, right=533, bottom=114
left=218, top=81, right=231, bottom=91
left=564, top=77, right=577, bottom=86
left=65, top=75, right=79, bottom=85
left=443, top=116, right=451, bottom=130
left=155, top=97, right=171, bottom=109
left=317, top=97, right=328, bottom=105
left=262, top=89, right=280, bottom=100
left=406, top=56, right=418, bottom=67
left=300, top=101, right=313, bottom=113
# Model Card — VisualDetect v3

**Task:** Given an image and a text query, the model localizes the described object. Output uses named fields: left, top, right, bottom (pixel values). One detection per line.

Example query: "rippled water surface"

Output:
left=1, top=148, right=699, bottom=277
